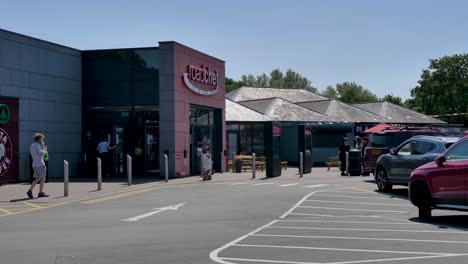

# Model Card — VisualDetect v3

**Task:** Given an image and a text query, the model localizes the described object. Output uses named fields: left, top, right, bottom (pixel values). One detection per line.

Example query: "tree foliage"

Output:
left=409, top=54, right=468, bottom=125
left=320, top=82, right=379, bottom=104
left=225, top=77, right=245, bottom=93
left=381, top=94, right=403, bottom=106
left=233, top=69, right=317, bottom=92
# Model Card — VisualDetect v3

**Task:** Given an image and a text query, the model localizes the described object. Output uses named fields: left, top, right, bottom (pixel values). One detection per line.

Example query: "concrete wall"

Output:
left=0, top=29, right=82, bottom=180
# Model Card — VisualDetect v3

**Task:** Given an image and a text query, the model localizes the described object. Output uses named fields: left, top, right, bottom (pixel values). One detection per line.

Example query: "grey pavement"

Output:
left=1, top=167, right=468, bottom=264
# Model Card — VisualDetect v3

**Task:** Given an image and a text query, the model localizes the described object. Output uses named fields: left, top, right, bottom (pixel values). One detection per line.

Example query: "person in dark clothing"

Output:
left=338, top=138, right=350, bottom=176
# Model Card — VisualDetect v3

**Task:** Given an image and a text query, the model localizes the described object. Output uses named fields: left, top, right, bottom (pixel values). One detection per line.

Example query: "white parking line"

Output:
left=303, top=184, right=328, bottom=188
left=230, top=182, right=251, bottom=185
left=253, top=182, right=276, bottom=186
left=220, top=254, right=468, bottom=264
left=219, top=257, right=320, bottom=264
left=279, top=190, right=326, bottom=219
left=266, top=226, right=468, bottom=234
left=297, top=205, right=407, bottom=213
left=279, top=183, right=299, bottom=187
left=251, top=234, right=468, bottom=244
left=278, top=219, right=419, bottom=225
left=232, top=243, right=448, bottom=255
left=313, top=194, right=401, bottom=200
left=305, top=199, right=412, bottom=207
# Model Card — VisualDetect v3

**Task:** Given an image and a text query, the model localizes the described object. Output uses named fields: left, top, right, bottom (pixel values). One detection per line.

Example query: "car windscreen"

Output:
left=368, top=134, right=412, bottom=148
left=444, top=142, right=454, bottom=149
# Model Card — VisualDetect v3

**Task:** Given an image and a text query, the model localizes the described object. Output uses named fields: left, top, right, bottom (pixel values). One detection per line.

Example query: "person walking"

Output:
left=97, top=136, right=116, bottom=176
left=338, top=138, right=350, bottom=176
left=27, top=133, right=48, bottom=199
left=201, top=145, right=212, bottom=181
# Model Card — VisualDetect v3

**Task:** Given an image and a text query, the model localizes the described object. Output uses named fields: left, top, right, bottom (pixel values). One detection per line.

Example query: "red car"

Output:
left=408, top=135, right=468, bottom=220
left=363, top=127, right=446, bottom=175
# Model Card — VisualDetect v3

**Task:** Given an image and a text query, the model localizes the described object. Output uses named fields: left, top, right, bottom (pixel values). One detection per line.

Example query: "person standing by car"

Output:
left=27, top=133, right=48, bottom=199
left=338, top=138, right=350, bottom=176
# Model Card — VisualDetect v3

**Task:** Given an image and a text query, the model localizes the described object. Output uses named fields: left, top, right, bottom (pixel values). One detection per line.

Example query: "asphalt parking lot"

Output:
left=211, top=184, right=468, bottom=264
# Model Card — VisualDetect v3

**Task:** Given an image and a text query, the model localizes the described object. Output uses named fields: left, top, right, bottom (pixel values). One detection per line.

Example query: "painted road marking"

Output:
left=80, top=185, right=178, bottom=204
left=220, top=254, right=468, bottom=264
left=304, top=199, right=412, bottom=207
left=266, top=226, right=468, bottom=234
left=253, top=182, right=276, bottom=186
left=277, top=219, right=419, bottom=225
left=122, top=203, right=185, bottom=222
left=297, top=205, right=407, bottom=213
left=303, top=184, right=328, bottom=188
left=232, top=243, right=448, bottom=255
left=230, top=182, right=251, bottom=185
left=279, top=183, right=299, bottom=187
left=313, top=194, right=397, bottom=200
left=0, top=207, right=12, bottom=215
left=251, top=234, right=468, bottom=244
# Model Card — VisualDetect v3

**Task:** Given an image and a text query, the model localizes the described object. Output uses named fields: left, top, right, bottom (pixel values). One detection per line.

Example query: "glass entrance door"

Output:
left=190, top=125, right=213, bottom=175
left=113, top=126, right=125, bottom=176
left=145, top=125, right=159, bottom=173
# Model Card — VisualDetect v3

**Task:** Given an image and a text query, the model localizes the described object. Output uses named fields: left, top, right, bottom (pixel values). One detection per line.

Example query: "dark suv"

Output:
left=363, top=127, right=446, bottom=175
left=409, top=136, right=468, bottom=220
left=374, top=136, right=458, bottom=191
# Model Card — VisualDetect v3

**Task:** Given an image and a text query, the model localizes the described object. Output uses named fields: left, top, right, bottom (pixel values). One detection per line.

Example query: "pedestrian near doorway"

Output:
left=97, top=136, right=116, bottom=176
left=201, top=145, right=212, bottom=181
left=27, top=133, right=48, bottom=198
left=338, top=138, right=350, bottom=176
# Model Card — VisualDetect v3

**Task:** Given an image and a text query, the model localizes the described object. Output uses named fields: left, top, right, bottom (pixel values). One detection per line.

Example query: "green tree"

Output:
left=381, top=94, right=403, bottom=106
left=321, top=85, right=339, bottom=99
left=225, top=77, right=244, bottom=93
left=334, top=82, right=379, bottom=104
left=410, top=54, right=468, bottom=125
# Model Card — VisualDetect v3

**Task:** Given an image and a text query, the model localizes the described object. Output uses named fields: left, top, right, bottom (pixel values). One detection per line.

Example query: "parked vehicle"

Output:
left=363, top=127, right=446, bottom=175
left=408, top=136, right=468, bottom=220
left=375, top=136, right=458, bottom=191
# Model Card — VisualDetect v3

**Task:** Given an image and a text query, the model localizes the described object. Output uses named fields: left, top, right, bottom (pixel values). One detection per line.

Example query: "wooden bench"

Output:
left=325, top=157, right=341, bottom=171
left=228, top=155, right=267, bottom=172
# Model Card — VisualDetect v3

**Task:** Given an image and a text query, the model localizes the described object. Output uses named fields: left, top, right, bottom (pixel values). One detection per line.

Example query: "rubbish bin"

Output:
left=303, top=150, right=312, bottom=174
left=235, top=159, right=243, bottom=173
left=349, top=149, right=362, bottom=176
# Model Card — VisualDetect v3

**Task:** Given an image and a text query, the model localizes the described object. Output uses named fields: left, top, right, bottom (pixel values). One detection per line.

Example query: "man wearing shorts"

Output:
left=27, top=133, right=49, bottom=198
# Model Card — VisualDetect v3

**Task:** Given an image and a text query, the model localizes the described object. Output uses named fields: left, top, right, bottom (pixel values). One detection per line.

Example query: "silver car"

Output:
left=375, top=136, right=459, bottom=191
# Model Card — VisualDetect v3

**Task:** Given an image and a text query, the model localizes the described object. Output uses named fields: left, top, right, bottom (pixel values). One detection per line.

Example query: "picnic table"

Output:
left=325, top=156, right=341, bottom=171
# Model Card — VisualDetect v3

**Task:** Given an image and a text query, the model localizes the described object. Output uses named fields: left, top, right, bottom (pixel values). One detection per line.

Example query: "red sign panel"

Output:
left=0, top=97, right=18, bottom=183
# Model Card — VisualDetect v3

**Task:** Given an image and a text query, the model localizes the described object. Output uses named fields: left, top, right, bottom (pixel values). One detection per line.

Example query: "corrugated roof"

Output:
left=225, top=99, right=271, bottom=122
left=353, top=102, right=446, bottom=124
left=298, top=100, right=381, bottom=123
left=226, top=87, right=327, bottom=103
left=239, top=98, right=334, bottom=122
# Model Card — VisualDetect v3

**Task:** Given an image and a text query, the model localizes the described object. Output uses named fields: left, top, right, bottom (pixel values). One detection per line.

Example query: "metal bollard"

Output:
left=64, top=160, right=69, bottom=197
left=252, top=153, right=256, bottom=179
left=299, top=152, right=303, bottom=178
left=346, top=152, right=349, bottom=176
left=220, top=152, right=224, bottom=174
left=164, top=154, right=169, bottom=182
left=97, top=157, right=102, bottom=190
left=127, top=154, right=132, bottom=186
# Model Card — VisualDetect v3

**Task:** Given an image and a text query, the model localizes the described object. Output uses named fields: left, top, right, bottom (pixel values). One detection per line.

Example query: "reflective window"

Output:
left=446, top=140, right=468, bottom=161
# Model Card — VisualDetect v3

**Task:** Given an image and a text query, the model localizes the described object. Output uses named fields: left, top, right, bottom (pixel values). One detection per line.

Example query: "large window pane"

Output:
left=240, top=124, right=252, bottom=155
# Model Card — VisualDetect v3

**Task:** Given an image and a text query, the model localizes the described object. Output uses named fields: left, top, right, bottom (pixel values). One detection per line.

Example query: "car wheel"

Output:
left=418, top=206, right=432, bottom=221
left=376, top=168, right=392, bottom=192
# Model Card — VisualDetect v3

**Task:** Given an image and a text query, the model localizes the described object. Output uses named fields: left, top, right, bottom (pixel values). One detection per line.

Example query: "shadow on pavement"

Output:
left=409, top=215, right=468, bottom=231
left=9, top=197, right=36, bottom=203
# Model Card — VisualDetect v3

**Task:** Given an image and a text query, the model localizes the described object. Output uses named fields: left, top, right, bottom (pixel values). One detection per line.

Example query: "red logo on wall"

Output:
left=0, top=128, right=12, bottom=177
left=183, top=65, right=219, bottom=96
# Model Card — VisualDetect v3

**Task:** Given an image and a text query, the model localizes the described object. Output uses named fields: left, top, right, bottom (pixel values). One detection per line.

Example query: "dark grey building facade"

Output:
left=0, top=29, right=82, bottom=182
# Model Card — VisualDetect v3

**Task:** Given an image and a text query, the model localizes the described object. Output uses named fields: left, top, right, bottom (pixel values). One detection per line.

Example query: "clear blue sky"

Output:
left=2, top=0, right=467, bottom=99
